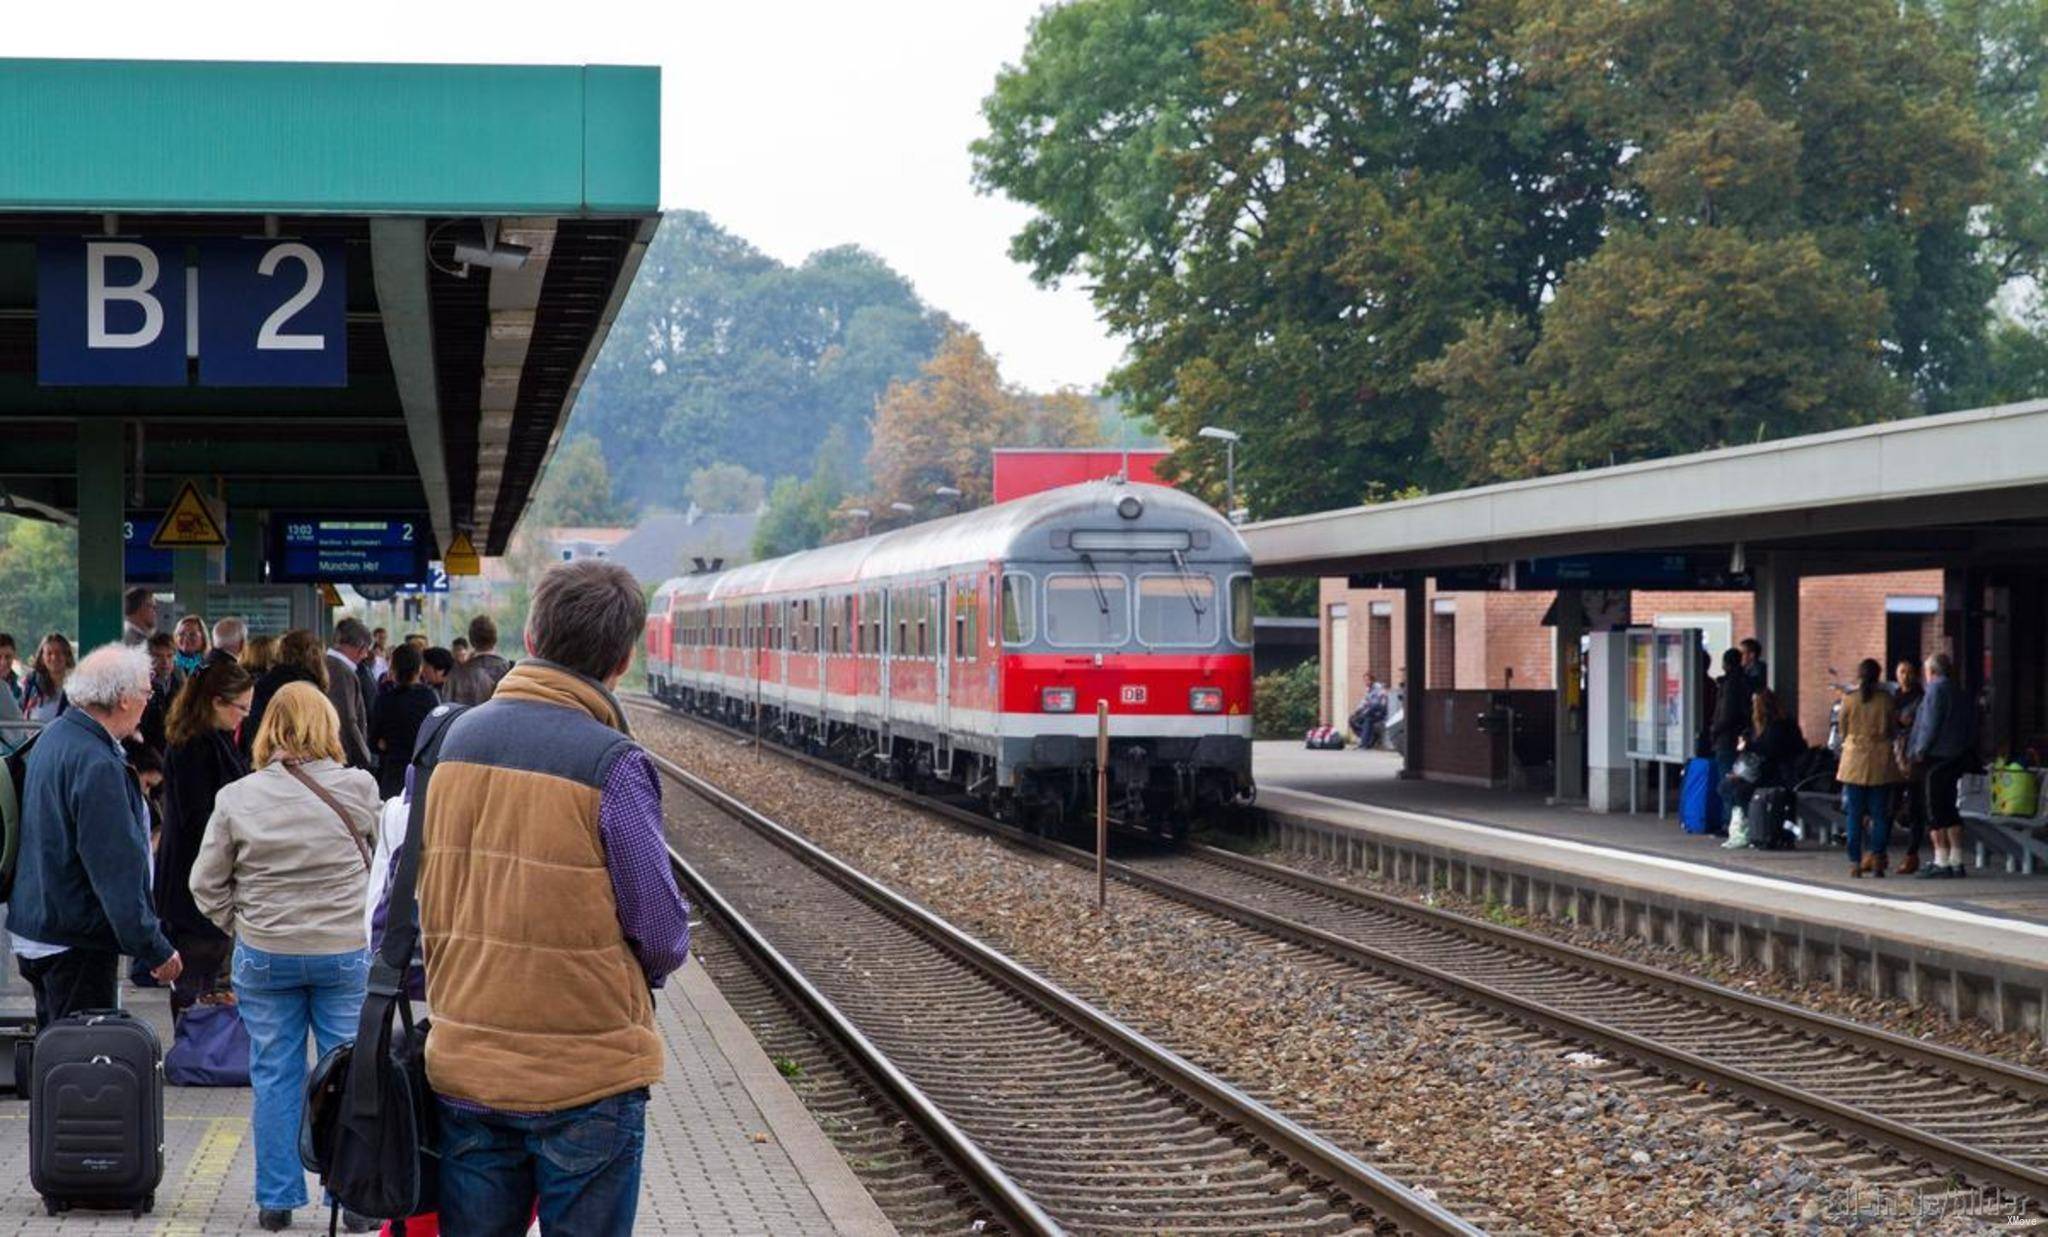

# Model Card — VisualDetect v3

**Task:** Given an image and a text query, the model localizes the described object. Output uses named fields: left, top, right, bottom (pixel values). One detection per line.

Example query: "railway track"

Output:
left=650, top=743, right=1483, bottom=1235
left=629, top=694, right=2048, bottom=1217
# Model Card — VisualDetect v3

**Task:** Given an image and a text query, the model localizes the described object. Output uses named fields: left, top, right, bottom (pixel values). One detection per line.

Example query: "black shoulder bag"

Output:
left=300, top=704, right=466, bottom=1231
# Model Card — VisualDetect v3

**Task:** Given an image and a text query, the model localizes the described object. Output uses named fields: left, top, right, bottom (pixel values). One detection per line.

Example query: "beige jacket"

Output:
left=190, top=758, right=380, bottom=955
left=1836, top=688, right=1899, bottom=787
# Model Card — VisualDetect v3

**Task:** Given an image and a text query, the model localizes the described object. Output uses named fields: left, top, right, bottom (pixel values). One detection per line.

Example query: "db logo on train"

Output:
left=1120, top=685, right=1148, bottom=705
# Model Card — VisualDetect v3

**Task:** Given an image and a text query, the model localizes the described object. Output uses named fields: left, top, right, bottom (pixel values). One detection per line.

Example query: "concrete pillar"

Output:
left=1401, top=578, right=1428, bottom=779
left=1754, top=552, right=1801, bottom=722
left=1553, top=589, right=1587, bottom=801
left=75, top=420, right=126, bottom=653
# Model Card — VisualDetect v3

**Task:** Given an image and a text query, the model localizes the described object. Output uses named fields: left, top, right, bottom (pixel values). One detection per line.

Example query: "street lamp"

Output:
left=842, top=507, right=872, bottom=537
left=889, top=501, right=917, bottom=519
left=1197, top=426, right=1242, bottom=522
left=934, top=485, right=962, bottom=513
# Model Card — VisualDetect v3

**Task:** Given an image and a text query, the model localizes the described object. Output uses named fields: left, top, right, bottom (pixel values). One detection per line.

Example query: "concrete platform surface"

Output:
left=0, top=957, right=892, bottom=1236
left=1255, top=742, right=2048, bottom=968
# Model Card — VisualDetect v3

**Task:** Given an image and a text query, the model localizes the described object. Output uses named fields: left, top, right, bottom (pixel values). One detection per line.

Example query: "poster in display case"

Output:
left=1624, top=628, right=1702, bottom=762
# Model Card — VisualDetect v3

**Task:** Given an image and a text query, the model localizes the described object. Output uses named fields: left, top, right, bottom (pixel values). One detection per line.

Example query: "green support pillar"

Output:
left=229, top=509, right=264, bottom=582
left=75, top=420, right=126, bottom=652
left=173, top=549, right=208, bottom=624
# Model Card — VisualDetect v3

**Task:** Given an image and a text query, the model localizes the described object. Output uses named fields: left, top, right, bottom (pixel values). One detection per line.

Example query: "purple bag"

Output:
left=165, top=1002, right=252, bottom=1087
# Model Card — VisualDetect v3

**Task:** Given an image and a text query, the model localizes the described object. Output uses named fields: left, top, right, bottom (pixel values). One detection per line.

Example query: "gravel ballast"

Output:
left=637, top=709, right=2014, bottom=1234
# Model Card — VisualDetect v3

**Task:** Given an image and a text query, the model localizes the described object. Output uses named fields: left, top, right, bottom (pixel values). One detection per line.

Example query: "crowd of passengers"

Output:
left=1, top=560, right=688, bottom=1233
left=1699, top=639, right=1979, bottom=879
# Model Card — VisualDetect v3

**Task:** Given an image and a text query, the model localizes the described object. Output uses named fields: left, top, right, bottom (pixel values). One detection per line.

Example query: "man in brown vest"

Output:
left=419, top=559, right=690, bottom=1235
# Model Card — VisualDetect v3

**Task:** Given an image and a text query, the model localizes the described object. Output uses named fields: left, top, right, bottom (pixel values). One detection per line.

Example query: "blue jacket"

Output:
left=6, top=708, right=173, bottom=966
left=1908, top=675, right=1976, bottom=762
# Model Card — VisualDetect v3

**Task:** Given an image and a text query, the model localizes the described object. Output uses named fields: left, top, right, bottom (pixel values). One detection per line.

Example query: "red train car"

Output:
left=645, top=480, right=1254, bottom=829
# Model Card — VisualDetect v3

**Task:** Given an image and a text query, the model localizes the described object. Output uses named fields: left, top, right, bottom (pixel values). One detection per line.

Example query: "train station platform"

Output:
left=1251, top=742, right=2048, bottom=1039
left=0, top=960, right=893, bottom=1236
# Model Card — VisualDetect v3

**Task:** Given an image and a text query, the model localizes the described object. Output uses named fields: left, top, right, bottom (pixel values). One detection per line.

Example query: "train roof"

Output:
left=657, top=481, right=1245, bottom=604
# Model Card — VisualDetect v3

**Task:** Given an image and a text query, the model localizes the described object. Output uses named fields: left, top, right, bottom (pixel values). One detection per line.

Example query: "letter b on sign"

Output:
left=38, top=239, right=188, bottom=385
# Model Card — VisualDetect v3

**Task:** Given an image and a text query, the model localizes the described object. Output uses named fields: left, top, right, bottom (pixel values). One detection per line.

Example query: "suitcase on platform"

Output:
left=1747, top=785, right=1796, bottom=850
left=1680, top=757, right=1719, bottom=834
left=30, top=1008, right=163, bottom=1216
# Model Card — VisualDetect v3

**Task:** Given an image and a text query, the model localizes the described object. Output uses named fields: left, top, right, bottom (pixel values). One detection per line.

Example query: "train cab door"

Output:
left=816, top=593, right=828, bottom=725
left=934, top=581, right=952, bottom=777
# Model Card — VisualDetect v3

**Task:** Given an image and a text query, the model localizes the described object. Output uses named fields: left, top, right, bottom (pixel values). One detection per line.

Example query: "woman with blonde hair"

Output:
left=243, top=628, right=328, bottom=759
left=190, top=681, right=379, bottom=1232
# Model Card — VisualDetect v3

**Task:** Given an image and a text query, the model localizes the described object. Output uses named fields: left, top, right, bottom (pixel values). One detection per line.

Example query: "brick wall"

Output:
left=1318, top=569, right=1947, bottom=745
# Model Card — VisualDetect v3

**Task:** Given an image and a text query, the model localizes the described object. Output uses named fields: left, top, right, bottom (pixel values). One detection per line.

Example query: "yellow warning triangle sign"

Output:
left=318, top=583, right=344, bottom=608
left=443, top=532, right=482, bottom=576
left=150, top=481, right=228, bottom=550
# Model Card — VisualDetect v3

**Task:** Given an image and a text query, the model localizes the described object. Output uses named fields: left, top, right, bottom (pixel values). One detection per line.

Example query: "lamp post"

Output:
left=889, top=501, right=917, bottom=522
left=843, top=507, right=872, bottom=538
left=934, top=484, right=962, bottom=513
left=1197, top=426, right=1242, bottom=523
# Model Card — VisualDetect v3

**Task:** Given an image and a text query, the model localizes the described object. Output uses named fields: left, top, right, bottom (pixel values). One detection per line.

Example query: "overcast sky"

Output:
left=9, top=0, right=1123, bottom=392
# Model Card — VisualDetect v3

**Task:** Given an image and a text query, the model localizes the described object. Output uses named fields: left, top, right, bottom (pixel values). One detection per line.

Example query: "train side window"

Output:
left=1001, top=574, right=1034, bottom=646
left=954, top=611, right=967, bottom=660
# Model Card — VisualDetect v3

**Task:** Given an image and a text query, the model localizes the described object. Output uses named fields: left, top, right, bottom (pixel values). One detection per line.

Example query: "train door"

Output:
left=934, top=580, right=952, bottom=775
left=816, top=593, right=828, bottom=726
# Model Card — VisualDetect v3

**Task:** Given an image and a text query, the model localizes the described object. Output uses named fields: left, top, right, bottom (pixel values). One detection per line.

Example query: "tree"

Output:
left=752, top=425, right=859, bottom=558
left=862, top=330, right=1103, bottom=523
left=688, top=463, right=766, bottom=514
left=976, top=0, right=1616, bottom=515
left=0, top=517, right=80, bottom=647
left=978, top=0, right=2042, bottom=507
left=571, top=212, right=951, bottom=508
left=522, top=437, right=630, bottom=531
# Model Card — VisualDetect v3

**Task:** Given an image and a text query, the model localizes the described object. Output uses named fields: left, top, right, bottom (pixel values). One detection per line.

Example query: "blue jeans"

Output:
left=438, top=1089, right=649, bottom=1237
left=1843, top=783, right=1893, bottom=865
left=232, top=942, right=369, bottom=1210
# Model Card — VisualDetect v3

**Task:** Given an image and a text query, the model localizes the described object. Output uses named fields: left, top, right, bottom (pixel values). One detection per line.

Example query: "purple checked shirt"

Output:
left=598, top=747, right=692, bottom=988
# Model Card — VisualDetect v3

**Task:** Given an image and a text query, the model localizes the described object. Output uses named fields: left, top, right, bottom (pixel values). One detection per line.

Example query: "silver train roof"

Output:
left=660, top=480, right=1247, bottom=604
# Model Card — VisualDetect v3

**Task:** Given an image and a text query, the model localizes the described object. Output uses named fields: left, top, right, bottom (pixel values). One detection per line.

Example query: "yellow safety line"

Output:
left=155, top=1114, right=246, bottom=1237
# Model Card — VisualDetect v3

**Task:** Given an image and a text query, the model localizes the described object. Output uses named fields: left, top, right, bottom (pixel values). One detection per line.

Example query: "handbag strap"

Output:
left=376, top=704, right=465, bottom=983
left=283, top=761, right=372, bottom=872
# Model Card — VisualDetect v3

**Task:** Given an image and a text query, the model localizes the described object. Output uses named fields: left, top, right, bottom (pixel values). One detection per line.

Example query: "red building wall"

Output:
left=992, top=449, right=1171, bottom=502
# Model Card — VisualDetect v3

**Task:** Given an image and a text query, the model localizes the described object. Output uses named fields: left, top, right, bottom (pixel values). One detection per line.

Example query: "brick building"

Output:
left=1319, top=571, right=1945, bottom=746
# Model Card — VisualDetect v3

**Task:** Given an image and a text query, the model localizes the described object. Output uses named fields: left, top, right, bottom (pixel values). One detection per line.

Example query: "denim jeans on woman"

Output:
left=232, top=942, right=370, bottom=1210
left=1842, top=782, right=1893, bottom=865
left=437, top=1087, right=649, bottom=1236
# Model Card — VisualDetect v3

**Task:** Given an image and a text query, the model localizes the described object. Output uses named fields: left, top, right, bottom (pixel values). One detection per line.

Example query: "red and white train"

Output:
left=644, top=479, right=1255, bottom=829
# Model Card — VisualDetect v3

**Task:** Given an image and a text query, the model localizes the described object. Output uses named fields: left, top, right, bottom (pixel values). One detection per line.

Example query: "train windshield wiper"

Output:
left=1078, top=552, right=1112, bottom=616
left=1170, top=550, right=1207, bottom=616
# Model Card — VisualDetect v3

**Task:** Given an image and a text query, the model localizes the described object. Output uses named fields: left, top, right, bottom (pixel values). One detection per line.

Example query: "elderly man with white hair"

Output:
left=7, top=644, right=181, bottom=1028
left=210, top=616, right=248, bottom=667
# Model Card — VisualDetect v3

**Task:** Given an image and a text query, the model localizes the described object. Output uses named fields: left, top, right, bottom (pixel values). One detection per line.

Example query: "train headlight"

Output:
left=1041, top=685, right=1077, bottom=713
left=1189, top=686, right=1224, bottom=713
left=1116, top=494, right=1144, bottom=520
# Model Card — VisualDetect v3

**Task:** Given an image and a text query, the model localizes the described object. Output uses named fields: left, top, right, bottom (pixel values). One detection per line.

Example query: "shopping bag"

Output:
left=1989, top=762, right=2039, bottom=817
left=164, top=1001, right=251, bottom=1087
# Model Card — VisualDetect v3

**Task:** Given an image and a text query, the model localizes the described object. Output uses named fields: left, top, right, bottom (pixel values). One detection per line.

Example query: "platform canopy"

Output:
left=1242, top=399, right=2048, bottom=578
left=0, top=58, right=660, bottom=560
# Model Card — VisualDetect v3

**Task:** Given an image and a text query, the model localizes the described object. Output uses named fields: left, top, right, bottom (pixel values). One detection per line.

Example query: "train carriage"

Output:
left=647, top=480, right=1254, bottom=829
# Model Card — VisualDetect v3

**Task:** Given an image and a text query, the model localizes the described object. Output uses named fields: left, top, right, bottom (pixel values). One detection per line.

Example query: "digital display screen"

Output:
left=273, top=516, right=426, bottom=583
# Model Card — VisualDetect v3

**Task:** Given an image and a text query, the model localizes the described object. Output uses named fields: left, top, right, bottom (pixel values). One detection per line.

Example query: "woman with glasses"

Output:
left=157, top=657, right=254, bottom=1016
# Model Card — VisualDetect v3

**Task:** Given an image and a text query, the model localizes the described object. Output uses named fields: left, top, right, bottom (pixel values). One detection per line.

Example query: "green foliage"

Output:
left=0, top=517, right=80, bottom=648
left=1254, top=578, right=1316, bottom=619
left=1253, top=658, right=1322, bottom=740
left=752, top=426, right=857, bottom=559
left=523, top=437, right=631, bottom=530
left=688, top=463, right=766, bottom=514
left=572, top=211, right=951, bottom=509
left=978, top=0, right=2048, bottom=505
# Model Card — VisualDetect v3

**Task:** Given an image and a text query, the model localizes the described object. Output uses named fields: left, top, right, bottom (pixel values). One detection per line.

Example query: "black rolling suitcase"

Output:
left=30, top=1008, right=163, bottom=1216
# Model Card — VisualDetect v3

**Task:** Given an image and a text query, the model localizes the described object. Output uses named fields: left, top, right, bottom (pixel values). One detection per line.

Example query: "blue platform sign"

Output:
left=274, top=516, right=425, bottom=584
left=199, top=240, right=348, bottom=387
left=124, top=513, right=173, bottom=583
left=397, top=563, right=451, bottom=595
left=38, top=241, right=189, bottom=386
left=37, top=237, right=347, bottom=387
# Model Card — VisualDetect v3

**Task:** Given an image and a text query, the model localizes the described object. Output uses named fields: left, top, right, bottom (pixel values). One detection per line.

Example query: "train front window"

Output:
left=1137, top=574, right=1218, bottom=647
left=1045, top=572, right=1129, bottom=647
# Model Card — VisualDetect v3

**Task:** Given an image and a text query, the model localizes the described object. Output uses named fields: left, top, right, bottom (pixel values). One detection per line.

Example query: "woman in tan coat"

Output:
left=1836, top=658, right=1899, bottom=877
